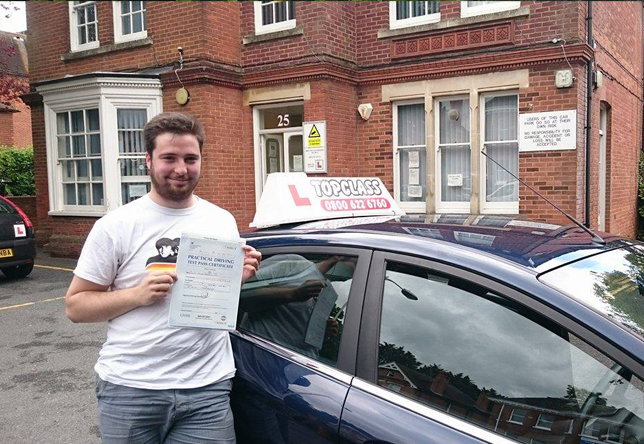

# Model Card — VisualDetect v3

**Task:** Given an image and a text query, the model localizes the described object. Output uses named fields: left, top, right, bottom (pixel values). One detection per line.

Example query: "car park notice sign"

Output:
left=251, top=173, right=404, bottom=228
left=519, top=110, right=576, bottom=151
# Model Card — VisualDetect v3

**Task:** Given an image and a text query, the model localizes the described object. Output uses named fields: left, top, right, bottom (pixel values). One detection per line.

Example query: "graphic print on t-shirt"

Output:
left=145, top=237, right=180, bottom=270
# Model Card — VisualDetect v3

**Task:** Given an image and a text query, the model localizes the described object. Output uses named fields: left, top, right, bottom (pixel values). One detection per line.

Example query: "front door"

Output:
left=261, top=132, right=305, bottom=185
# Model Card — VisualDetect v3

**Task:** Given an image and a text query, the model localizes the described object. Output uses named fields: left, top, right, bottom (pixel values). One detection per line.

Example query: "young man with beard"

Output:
left=65, top=112, right=261, bottom=444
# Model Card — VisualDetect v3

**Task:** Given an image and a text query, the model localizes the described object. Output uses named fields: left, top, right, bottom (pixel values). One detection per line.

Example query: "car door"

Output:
left=340, top=251, right=644, bottom=444
left=231, top=245, right=371, bottom=444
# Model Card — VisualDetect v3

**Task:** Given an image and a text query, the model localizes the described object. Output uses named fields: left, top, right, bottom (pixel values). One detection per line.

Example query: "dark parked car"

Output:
left=230, top=215, right=644, bottom=444
left=0, top=195, right=36, bottom=278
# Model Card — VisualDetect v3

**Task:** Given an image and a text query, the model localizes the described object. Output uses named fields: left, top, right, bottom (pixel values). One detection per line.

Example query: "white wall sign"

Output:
left=447, top=174, right=463, bottom=187
left=303, top=121, right=327, bottom=173
left=519, top=110, right=577, bottom=151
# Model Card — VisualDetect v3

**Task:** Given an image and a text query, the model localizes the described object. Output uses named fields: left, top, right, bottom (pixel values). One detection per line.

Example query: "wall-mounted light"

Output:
left=358, top=103, right=373, bottom=120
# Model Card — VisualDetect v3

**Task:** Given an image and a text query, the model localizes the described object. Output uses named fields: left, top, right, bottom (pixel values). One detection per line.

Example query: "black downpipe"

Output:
left=585, top=1, right=593, bottom=227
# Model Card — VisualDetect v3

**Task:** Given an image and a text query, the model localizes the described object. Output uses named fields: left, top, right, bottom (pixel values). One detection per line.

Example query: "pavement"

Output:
left=0, top=248, right=105, bottom=444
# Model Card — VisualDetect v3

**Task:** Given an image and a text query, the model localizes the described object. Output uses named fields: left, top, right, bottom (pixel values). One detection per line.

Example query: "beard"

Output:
left=149, top=166, right=199, bottom=203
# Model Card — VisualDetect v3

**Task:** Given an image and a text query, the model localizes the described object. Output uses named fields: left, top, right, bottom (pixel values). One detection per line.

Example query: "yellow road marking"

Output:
left=0, top=296, right=65, bottom=311
left=35, top=264, right=74, bottom=272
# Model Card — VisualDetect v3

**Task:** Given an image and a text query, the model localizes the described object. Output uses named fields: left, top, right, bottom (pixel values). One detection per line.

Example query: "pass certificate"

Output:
left=168, top=232, right=246, bottom=330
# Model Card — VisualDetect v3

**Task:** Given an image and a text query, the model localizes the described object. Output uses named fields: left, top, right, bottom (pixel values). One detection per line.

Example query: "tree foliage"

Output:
left=0, top=146, right=35, bottom=196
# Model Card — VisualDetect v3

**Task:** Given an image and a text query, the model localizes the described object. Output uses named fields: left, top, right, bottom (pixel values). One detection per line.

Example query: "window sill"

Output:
left=243, top=26, right=303, bottom=45
left=61, top=37, right=153, bottom=62
left=48, top=210, right=106, bottom=218
left=378, top=5, right=529, bottom=39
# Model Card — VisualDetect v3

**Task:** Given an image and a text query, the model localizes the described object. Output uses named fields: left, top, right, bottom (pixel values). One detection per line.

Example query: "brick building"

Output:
left=0, top=30, right=31, bottom=148
left=23, top=1, right=643, bottom=256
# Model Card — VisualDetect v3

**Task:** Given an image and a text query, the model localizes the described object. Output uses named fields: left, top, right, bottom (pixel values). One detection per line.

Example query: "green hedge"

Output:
left=0, top=146, right=35, bottom=196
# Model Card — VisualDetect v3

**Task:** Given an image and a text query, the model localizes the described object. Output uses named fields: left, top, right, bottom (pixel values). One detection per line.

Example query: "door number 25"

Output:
left=277, top=114, right=290, bottom=127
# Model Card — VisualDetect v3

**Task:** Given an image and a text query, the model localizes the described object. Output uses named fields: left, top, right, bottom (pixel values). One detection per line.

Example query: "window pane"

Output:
left=287, top=1, right=294, bottom=20
left=56, top=113, right=69, bottom=134
left=485, top=95, right=517, bottom=142
left=132, top=1, right=142, bottom=12
left=133, top=12, right=142, bottom=33
left=122, top=1, right=130, bottom=14
left=77, top=7, right=86, bottom=25
left=72, top=135, right=86, bottom=156
left=396, top=1, right=410, bottom=20
left=64, top=184, right=76, bottom=205
left=77, top=183, right=88, bottom=205
left=411, top=1, right=426, bottom=17
left=76, top=160, right=89, bottom=180
left=378, top=261, right=644, bottom=444
left=143, top=9, right=147, bottom=30
left=87, top=24, right=96, bottom=42
left=260, top=104, right=303, bottom=130
left=92, top=183, right=104, bottom=206
left=78, top=26, right=86, bottom=45
left=90, top=159, right=103, bottom=179
left=485, top=142, right=518, bottom=203
left=468, top=1, right=500, bottom=6
left=398, top=104, right=425, bottom=146
left=87, top=4, right=95, bottom=22
left=441, top=145, right=471, bottom=202
left=399, top=148, right=426, bottom=202
left=439, top=99, right=470, bottom=144
left=58, top=136, right=71, bottom=159
left=428, top=1, right=440, bottom=14
left=121, top=181, right=150, bottom=204
left=274, top=1, right=287, bottom=23
left=87, top=109, right=100, bottom=131
left=239, top=253, right=357, bottom=366
left=62, top=161, right=74, bottom=182
left=118, top=109, right=147, bottom=154
left=71, top=111, right=84, bottom=133
left=262, top=3, right=273, bottom=25
left=122, top=15, right=131, bottom=35
left=89, top=134, right=101, bottom=155
left=119, top=158, right=148, bottom=177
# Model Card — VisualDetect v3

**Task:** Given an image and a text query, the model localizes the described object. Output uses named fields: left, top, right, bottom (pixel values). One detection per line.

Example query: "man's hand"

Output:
left=290, top=279, right=326, bottom=302
left=242, top=245, right=262, bottom=284
left=134, top=270, right=178, bottom=306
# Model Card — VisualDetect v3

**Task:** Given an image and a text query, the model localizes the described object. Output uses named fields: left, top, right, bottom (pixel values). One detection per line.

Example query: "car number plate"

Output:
left=0, top=248, right=13, bottom=258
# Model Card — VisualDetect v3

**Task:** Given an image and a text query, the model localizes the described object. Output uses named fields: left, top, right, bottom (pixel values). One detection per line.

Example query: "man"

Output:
left=66, top=112, right=261, bottom=444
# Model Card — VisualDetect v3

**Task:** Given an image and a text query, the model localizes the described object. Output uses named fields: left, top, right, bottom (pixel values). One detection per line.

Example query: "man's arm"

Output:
left=65, top=270, right=177, bottom=323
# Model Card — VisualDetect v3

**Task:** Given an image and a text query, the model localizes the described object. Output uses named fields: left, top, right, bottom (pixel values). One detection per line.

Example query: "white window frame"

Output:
left=460, top=1, right=521, bottom=18
left=37, top=77, right=162, bottom=217
left=389, top=1, right=441, bottom=30
left=508, top=408, right=526, bottom=425
left=393, top=99, right=427, bottom=214
left=113, top=1, right=147, bottom=44
left=479, top=91, right=519, bottom=215
left=254, top=1, right=296, bottom=36
left=69, top=1, right=100, bottom=52
left=435, top=95, right=471, bottom=214
left=534, top=414, right=554, bottom=431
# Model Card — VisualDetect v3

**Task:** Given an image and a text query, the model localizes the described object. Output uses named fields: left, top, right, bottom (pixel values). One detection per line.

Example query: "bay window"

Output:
left=37, top=76, right=162, bottom=216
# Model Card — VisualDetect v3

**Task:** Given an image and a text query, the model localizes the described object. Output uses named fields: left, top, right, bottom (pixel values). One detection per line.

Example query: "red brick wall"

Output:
left=355, top=1, right=580, bottom=68
left=12, top=99, right=32, bottom=147
left=9, top=196, right=37, bottom=230
left=0, top=112, right=14, bottom=146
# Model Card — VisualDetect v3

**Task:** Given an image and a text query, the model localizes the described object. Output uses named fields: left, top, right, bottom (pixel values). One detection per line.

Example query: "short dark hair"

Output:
left=143, top=112, right=205, bottom=156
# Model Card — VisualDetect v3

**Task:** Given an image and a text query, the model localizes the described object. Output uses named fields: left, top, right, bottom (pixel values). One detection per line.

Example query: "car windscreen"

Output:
left=0, top=199, right=16, bottom=214
left=539, top=245, right=644, bottom=339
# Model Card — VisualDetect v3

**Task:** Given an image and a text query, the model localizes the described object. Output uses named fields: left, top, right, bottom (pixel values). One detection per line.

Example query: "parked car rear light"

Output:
left=0, top=196, right=33, bottom=229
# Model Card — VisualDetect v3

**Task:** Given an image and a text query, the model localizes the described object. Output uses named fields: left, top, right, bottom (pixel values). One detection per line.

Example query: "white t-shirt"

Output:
left=74, top=194, right=239, bottom=390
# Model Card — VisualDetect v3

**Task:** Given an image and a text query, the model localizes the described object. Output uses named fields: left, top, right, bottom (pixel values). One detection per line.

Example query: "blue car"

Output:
left=231, top=215, right=644, bottom=444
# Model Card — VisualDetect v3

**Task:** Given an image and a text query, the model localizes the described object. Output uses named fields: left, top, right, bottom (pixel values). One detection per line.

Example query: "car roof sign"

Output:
left=250, top=173, right=405, bottom=228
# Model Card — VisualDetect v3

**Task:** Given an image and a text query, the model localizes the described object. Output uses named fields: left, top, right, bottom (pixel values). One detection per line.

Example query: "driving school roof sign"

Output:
left=250, top=173, right=405, bottom=228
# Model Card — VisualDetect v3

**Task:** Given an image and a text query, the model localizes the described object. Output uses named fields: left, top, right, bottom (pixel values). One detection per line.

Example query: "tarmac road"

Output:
left=0, top=251, right=105, bottom=444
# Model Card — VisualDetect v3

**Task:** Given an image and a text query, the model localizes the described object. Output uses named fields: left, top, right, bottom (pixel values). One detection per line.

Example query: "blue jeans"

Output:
left=95, top=375, right=236, bottom=444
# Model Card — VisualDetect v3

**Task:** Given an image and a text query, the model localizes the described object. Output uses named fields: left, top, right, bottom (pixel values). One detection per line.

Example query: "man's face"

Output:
left=146, top=133, right=201, bottom=205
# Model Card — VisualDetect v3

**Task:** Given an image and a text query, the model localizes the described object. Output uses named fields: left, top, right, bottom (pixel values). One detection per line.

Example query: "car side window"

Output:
left=239, top=253, right=357, bottom=367
left=378, top=261, right=644, bottom=444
